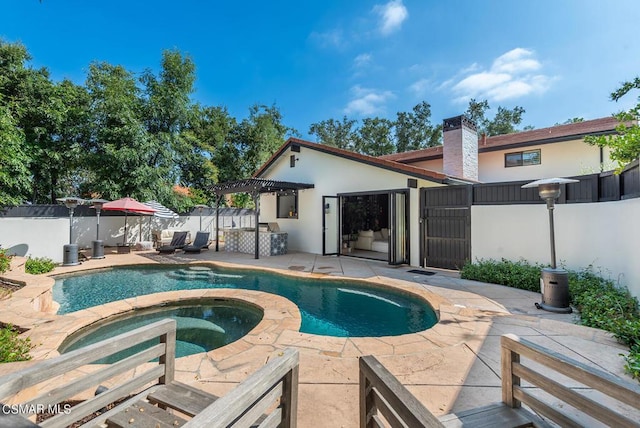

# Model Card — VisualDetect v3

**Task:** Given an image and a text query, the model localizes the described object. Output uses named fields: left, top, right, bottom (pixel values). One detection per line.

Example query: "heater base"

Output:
left=535, top=302, right=572, bottom=314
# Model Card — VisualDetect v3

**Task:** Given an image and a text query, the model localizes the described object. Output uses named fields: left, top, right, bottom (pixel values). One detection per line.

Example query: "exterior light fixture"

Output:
left=89, top=199, right=109, bottom=259
left=522, top=177, right=578, bottom=313
left=195, top=204, right=208, bottom=231
left=56, top=197, right=85, bottom=266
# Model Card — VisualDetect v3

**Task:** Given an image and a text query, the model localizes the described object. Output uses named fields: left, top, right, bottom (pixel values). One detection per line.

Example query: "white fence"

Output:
left=472, top=197, right=640, bottom=299
left=0, top=210, right=255, bottom=264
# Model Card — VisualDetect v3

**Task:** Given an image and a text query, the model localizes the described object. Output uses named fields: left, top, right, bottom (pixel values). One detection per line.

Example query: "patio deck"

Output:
left=0, top=249, right=635, bottom=427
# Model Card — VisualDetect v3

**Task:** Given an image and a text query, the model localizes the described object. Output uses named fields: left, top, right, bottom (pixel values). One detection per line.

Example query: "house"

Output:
left=252, top=132, right=473, bottom=268
left=247, top=114, right=632, bottom=272
left=380, top=116, right=622, bottom=182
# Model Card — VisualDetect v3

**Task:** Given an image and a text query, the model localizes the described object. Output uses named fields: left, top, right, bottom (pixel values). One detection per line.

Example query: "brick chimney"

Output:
left=442, top=115, right=478, bottom=181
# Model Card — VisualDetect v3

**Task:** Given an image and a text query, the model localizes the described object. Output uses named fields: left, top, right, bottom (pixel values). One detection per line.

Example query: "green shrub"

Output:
left=25, top=256, right=56, bottom=275
left=462, top=259, right=640, bottom=381
left=460, top=258, right=542, bottom=292
left=624, top=343, right=640, bottom=380
left=0, top=248, right=12, bottom=274
left=0, top=325, right=31, bottom=362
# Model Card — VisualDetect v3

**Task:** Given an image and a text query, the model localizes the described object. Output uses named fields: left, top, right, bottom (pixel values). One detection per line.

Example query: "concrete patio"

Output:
left=0, top=248, right=636, bottom=426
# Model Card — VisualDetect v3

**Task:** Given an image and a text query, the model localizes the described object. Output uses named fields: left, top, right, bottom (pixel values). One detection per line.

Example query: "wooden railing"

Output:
left=184, top=347, right=299, bottom=427
left=359, top=355, right=444, bottom=428
left=0, top=319, right=300, bottom=428
left=360, top=334, right=640, bottom=428
left=501, top=333, right=640, bottom=428
left=0, top=318, right=177, bottom=428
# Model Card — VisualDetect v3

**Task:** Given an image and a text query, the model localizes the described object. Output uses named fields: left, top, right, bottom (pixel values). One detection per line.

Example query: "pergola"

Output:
left=210, top=178, right=314, bottom=259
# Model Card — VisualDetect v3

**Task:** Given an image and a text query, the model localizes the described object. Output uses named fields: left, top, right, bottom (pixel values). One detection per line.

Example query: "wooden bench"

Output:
left=360, top=333, right=640, bottom=427
left=0, top=319, right=299, bottom=428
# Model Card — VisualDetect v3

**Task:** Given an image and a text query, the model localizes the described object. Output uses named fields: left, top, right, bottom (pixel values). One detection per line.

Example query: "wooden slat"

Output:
left=147, top=382, right=218, bottom=417
left=24, top=344, right=165, bottom=412
left=160, top=327, right=176, bottom=385
left=77, top=385, right=163, bottom=428
left=513, top=363, right=640, bottom=427
left=513, top=387, right=581, bottom=428
left=501, top=334, right=640, bottom=409
left=359, top=355, right=444, bottom=428
left=231, top=382, right=282, bottom=427
left=183, top=348, right=299, bottom=428
left=105, top=400, right=187, bottom=428
left=369, top=414, right=386, bottom=428
left=281, top=363, right=299, bottom=428
left=359, top=370, right=368, bottom=428
left=501, top=341, right=519, bottom=408
left=0, top=319, right=176, bottom=400
left=438, top=403, right=545, bottom=428
left=40, top=366, right=165, bottom=428
left=257, top=407, right=282, bottom=428
left=370, top=387, right=409, bottom=428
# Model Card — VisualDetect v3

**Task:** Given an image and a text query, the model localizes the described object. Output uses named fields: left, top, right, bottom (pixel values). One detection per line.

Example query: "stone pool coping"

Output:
left=1, top=252, right=631, bottom=427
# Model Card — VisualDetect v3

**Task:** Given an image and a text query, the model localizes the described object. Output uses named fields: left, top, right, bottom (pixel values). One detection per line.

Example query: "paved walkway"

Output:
left=0, top=249, right=636, bottom=426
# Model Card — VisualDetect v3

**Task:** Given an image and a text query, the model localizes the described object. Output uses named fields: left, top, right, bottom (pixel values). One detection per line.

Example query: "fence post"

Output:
left=501, top=335, right=520, bottom=408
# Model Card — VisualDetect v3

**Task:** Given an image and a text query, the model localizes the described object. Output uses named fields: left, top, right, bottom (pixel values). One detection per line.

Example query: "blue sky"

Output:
left=2, top=0, right=640, bottom=140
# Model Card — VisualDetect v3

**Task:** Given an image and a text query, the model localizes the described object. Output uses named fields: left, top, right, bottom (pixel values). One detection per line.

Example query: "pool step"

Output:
left=168, top=268, right=244, bottom=281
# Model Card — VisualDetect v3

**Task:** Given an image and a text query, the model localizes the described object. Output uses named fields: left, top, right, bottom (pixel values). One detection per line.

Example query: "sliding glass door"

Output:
left=389, top=191, right=408, bottom=265
left=322, top=196, right=340, bottom=255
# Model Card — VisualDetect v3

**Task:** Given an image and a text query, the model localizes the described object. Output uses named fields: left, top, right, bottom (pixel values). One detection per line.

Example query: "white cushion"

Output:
left=359, top=230, right=374, bottom=238
left=373, top=231, right=383, bottom=240
left=380, top=228, right=389, bottom=239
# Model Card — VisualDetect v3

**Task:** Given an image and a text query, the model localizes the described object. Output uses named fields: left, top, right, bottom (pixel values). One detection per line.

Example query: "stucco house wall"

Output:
left=256, top=144, right=442, bottom=266
left=471, top=198, right=640, bottom=299
left=393, top=140, right=613, bottom=183
left=477, top=140, right=612, bottom=182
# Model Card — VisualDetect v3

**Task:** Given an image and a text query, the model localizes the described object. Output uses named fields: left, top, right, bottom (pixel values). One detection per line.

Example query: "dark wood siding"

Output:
left=421, top=186, right=471, bottom=270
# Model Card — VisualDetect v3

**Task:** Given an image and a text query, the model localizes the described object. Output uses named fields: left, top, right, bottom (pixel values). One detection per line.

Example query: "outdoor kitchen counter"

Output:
left=223, top=229, right=288, bottom=256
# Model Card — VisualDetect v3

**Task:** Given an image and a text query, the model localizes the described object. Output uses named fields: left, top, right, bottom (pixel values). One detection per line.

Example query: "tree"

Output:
left=355, top=117, right=394, bottom=156
left=309, top=116, right=357, bottom=150
left=586, top=77, right=640, bottom=170
left=395, top=101, right=441, bottom=152
left=464, top=99, right=526, bottom=136
left=0, top=106, right=31, bottom=206
left=83, top=61, right=161, bottom=201
left=556, top=117, right=584, bottom=125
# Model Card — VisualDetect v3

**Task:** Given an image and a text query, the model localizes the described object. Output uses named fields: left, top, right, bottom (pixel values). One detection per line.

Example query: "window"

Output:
left=277, top=194, right=298, bottom=218
left=505, top=149, right=541, bottom=167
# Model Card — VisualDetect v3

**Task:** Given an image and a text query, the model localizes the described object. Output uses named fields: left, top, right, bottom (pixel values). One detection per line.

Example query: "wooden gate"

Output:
left=420, top=185, right=472, bottom=270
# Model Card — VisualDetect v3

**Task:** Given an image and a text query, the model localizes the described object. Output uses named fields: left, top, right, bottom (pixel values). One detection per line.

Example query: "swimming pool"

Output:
left=53, top=265, right=437, bottom=337
left=59, top=302, right=262, bottom=363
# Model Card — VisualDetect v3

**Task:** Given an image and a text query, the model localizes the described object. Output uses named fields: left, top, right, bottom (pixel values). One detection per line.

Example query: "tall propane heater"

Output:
left=57, top=197, right=85, bottom=266
left=89, top=199, right=109, bottom=259
left=522, top=178, right=578, bottom=313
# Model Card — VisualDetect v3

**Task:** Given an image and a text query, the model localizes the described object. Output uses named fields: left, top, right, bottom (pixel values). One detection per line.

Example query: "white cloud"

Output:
left=449, top=48, right=553, bottom=103
left=409, top=78, right=430, bottom=96
left=374, top=0, right=408, bottom=35
left=354, top=53, right=372, bottom=68
left=309, top=29, right=345, bottom=49
left=344, top=86, right=395, bottom=115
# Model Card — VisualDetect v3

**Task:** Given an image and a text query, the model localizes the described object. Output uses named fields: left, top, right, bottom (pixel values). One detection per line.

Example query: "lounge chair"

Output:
left=157, top=231, right=188, bottom=254
left=183, top=231, right=210, bottom=253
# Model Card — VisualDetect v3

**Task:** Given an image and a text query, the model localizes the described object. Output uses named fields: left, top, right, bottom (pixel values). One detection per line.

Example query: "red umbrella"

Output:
left=102, top=197, right=157, bottom=244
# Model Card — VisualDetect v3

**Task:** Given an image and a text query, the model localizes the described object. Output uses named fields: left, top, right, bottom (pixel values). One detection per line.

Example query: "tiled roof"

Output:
left=380, top=116, right=627, bottom=163
left=254, top=138, right=473, bottom=184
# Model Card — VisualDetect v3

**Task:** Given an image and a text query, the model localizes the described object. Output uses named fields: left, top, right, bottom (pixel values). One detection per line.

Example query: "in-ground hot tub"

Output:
left=58, top=300, right=262, bottom=363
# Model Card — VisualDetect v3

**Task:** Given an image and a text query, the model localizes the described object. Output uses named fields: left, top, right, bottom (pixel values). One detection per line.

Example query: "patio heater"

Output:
left=57, top=197, right=84, bottom=266
left=195, top=204, right=208, bottom=231
left=89, top=199, right=109, bottom=259
left=521, top=178, right=578, bottom=313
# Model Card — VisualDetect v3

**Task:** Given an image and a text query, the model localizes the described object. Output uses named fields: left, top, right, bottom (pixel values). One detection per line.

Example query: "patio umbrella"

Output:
left=143, top=200, right=179, bottom=219
left=102, top=197, right=157, bottom=244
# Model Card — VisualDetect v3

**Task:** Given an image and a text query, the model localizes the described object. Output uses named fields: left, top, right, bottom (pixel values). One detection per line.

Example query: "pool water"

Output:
left=59, top=304, right=262, bottom=363
left=53, top=265, right=437, bottom=337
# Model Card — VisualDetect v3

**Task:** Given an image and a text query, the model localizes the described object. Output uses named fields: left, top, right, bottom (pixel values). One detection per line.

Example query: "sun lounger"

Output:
left=157, top=231, right=188, bottom=254
left=183, top=231, right=210, bottom=253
